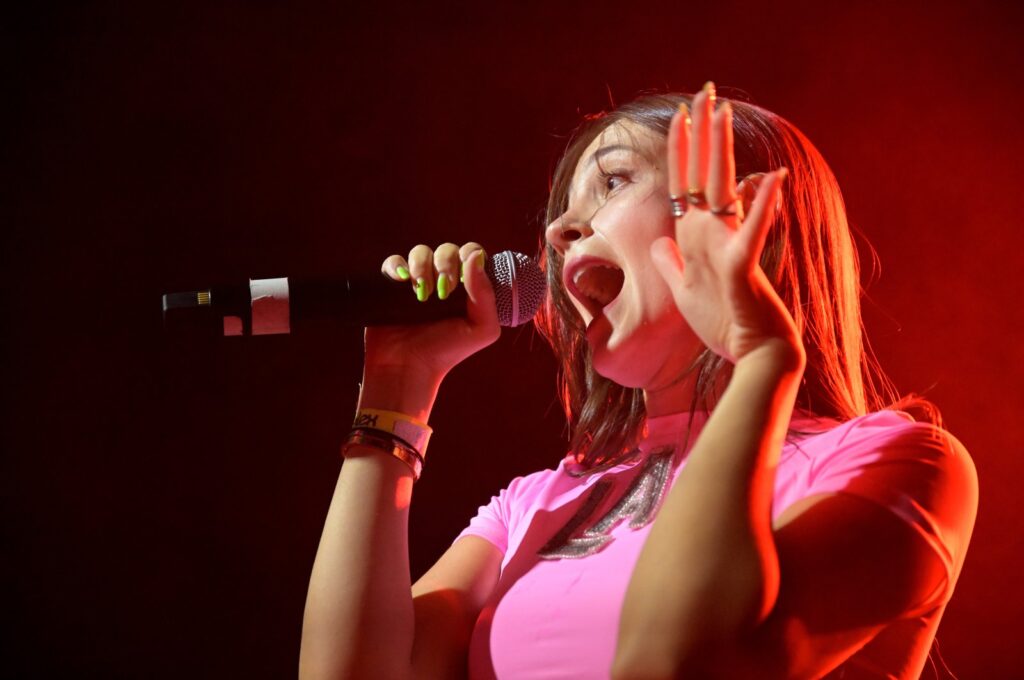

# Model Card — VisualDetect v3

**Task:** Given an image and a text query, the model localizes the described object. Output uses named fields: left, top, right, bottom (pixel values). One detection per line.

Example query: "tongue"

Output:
left=577, top=267, right=624, bottom=306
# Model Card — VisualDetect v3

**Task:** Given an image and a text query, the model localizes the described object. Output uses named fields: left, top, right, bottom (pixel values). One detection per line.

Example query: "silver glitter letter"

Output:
left=538, top=446, right=675, bottom=559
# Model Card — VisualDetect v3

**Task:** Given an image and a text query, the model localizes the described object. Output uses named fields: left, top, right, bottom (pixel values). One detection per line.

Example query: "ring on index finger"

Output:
left=669, top=194, right=687, bottom=218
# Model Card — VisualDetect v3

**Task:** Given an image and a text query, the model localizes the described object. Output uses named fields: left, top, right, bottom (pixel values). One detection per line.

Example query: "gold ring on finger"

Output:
left=686, top=188, right=708, bottom=209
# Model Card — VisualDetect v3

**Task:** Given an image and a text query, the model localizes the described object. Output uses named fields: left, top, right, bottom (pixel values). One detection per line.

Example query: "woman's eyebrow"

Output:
left=568, top=143, right=640, bottom=207
left=581, top=144, right=637, bottom=172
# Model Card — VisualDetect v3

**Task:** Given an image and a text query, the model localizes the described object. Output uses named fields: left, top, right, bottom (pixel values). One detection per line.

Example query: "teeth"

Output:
left=573, top=264, right=617, bottom=286
left=572, top=264, right=624, bottom=307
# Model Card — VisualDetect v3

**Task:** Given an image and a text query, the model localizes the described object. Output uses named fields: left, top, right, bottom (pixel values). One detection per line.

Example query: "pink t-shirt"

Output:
left=454, top=410, right=977, bottom=679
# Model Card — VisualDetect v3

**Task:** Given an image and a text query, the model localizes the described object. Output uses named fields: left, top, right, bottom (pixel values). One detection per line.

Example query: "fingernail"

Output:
left=459, top=261, right=464, bottom=283
left=778, top=167, right=789, bottom=181
left=703, top=80, right=716, bottom=102
left=476, top=250, right=487, bottom=270
left=415, top=277, right=427, bottom=302
left=437, top=273, right=449, bottom=300
left=396, top=266, right=410, bottom=280
left=678, top=101, right=691, bottom=125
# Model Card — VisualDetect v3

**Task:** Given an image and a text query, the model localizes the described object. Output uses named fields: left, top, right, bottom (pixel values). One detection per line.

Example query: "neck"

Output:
left=643, top=368, right=697, bottom=419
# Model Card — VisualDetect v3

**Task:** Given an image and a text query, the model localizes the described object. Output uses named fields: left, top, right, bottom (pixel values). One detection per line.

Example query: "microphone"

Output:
left=161, top=250, right=546, bottom=336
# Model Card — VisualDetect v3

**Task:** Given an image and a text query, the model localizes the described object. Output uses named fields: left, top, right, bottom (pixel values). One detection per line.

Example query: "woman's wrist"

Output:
left=357, top=364, right=444, bottom=422
left=734, top=337, right=806, bottom=378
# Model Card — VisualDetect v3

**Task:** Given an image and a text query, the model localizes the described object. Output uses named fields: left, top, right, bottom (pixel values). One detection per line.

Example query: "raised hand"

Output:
left=650, top=83, right=802, bottom=365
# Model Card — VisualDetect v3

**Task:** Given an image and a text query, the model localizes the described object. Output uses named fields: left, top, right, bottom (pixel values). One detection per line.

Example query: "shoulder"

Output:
left=780, top=409, right=978, bottom=531
left=511, top=455, right=580, bottom=491
left=792, top=409, right=928, bottom=444
left=781, top=410, right=978, bottom=569
left=483, top=455, right=590, bottom=510
left=789, top=410, right=974, bottom=480
left=456, top=455, right=612, bottom=551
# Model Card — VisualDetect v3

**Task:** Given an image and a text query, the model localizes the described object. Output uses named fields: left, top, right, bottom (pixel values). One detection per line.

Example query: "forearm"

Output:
left=615, top=342, right=804, bottom=676
left=298, top=370, right=441, bottom=680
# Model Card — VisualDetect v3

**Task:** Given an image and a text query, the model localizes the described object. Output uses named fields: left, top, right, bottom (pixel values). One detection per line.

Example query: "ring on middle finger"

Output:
left=686, top=187, right=708, bottom=209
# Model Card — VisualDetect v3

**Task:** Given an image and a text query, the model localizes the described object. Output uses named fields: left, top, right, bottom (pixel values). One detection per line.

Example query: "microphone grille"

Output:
left=486, top=251, right=547, bottom=327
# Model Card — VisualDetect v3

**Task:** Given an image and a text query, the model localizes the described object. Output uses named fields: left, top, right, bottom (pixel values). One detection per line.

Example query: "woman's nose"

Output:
left=545, top=218, right=594, bottom=254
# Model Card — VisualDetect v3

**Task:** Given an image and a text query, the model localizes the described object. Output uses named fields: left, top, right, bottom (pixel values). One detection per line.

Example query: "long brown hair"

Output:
left=535, top=93, right=931, bottom=470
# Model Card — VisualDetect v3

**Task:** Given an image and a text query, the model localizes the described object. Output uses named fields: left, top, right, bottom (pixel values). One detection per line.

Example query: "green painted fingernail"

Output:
left=459, top=262, right=464, bottom=283
left=437, top=273, right=449, bottom=300
left=396, top=266, right=410, bottom=280
left=415, top=277, right=427, bottom=302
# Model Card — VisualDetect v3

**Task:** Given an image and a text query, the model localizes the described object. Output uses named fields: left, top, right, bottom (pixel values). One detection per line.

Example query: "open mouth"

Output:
left=568, top=262, right=625, bottom=315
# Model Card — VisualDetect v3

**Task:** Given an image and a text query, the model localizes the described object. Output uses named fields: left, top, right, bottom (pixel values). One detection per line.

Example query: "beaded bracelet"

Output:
left=342, top=428, right=424, bottom=481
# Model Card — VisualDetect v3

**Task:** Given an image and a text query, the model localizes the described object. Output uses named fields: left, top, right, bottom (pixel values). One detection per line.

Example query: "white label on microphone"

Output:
left=250, top=277, right=291, bottom=335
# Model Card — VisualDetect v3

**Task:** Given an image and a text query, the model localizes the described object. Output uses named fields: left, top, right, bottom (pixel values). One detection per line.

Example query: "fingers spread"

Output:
left=667, top=103, right=691, bottom=202
left=688, top=82, right=715, bottom=195
left=737, top=172, right=767, bottom=219
left=707, top=101, right=738, bottom=220
left=741, top=168, right=787, bottom=267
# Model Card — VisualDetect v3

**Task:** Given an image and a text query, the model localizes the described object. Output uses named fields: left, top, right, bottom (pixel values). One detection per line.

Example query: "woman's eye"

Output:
left=599, top=170, right=630, bottom=194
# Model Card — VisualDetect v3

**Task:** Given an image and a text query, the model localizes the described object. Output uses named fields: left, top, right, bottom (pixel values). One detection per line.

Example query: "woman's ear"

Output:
left=736, top=172, right=768, bottom=219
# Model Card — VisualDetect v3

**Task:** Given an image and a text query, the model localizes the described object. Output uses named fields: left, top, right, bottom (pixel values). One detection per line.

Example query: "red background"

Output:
left=5, top=1, right=1022, bottom=677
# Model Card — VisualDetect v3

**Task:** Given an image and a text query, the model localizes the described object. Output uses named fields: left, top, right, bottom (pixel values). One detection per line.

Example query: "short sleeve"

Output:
left=453, top=485, right=514, bottom=555
left=807, top=416, right=979, bottom=608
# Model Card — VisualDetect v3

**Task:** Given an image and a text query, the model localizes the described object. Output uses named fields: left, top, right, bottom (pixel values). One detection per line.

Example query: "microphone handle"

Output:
left=292, top=277, right=468, bottom=326
left=162, top=275, right=467, bottom=337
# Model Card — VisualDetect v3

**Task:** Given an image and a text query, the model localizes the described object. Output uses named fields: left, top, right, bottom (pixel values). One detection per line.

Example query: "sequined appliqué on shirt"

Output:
left=537, top=445, right=676, bottom=559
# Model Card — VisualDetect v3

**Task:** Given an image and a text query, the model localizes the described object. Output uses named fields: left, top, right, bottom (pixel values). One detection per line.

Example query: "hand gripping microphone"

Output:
left=161, top=251, right=546, bottom=337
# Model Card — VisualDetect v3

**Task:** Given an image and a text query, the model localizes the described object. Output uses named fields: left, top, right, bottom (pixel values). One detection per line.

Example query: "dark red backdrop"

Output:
left=6, top=1, right=1021, bottom=677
